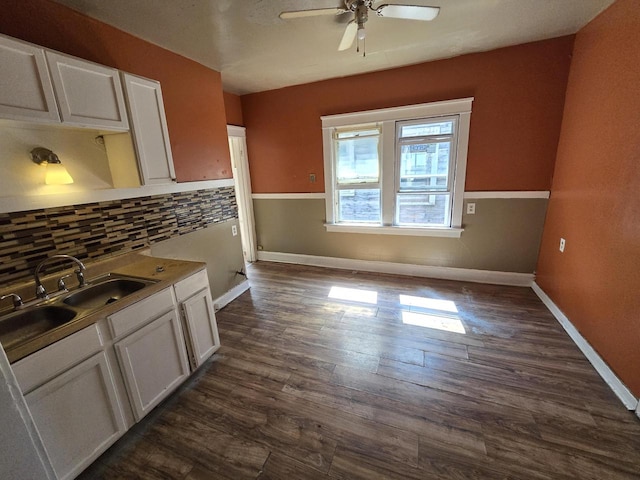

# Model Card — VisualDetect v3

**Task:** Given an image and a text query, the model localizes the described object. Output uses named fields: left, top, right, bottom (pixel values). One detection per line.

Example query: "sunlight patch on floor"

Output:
left=399, top=294, right=458, bottom=313
left=401, top=311, right=466, bottom=334
left=399, top=294, right=465, bottom=334
left=328, top=286, right=378, bottom=305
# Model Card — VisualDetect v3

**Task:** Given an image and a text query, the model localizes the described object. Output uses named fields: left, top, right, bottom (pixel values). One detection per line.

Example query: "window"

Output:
left=335, top=126, right=381, bottom=223
left=322, top=98, right=473, bottom=237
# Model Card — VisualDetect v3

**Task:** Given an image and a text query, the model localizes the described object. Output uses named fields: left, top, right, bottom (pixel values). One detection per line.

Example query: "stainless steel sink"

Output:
left=0, top=273, right=157, bottom=354
left=0, top=306, right=77, bottom=350
left=62, top=276, right=156, bottom=311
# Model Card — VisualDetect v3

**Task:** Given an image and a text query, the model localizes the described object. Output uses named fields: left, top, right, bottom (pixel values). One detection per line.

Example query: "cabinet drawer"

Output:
left=12, top=323, right=103, bottom=394
left=108, top=287, right=175, bottom=339
left=174, top=269, right=208, bottom=302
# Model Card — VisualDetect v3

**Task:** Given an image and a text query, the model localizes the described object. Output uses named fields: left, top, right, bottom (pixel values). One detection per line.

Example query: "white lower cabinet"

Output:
left=174, top=269, right=221, bottom=370
left=181, top=288, right=221, bottom=369
left=25, top=352, right=126, bottom=480
left=11, top=269, right=222, bottom=479
left=115, top=308, right=190, bottom=422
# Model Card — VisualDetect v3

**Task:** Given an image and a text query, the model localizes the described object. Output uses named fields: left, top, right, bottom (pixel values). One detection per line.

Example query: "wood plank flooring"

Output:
left=80, top=262, right=640, bottom=479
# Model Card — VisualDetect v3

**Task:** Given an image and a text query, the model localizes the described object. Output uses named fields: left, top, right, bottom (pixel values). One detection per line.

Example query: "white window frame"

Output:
left=333, top=125, right=382, bottom=223
left=322, top=97, right=473, bottom=238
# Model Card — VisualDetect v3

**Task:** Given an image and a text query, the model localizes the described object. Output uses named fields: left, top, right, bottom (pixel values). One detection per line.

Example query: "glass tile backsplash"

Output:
left=0, top=187, right=237, bottom=284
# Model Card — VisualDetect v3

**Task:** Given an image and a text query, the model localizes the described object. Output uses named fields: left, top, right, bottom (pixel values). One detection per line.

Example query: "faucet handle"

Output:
left=1, top=293, right=24, bottom=310
left=57, top=274, right=74, bottom=292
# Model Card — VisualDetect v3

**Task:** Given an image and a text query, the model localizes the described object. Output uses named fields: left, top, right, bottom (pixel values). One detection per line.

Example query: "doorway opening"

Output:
left=227, top=125, right=257, bottom=264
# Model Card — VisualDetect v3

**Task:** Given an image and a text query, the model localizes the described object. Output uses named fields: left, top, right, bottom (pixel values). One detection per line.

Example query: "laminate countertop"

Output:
left=0, top=252, right=205, bottom=363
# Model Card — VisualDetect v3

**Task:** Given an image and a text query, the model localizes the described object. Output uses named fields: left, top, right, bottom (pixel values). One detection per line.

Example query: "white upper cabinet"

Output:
left=0, top=34, right=60, bottom=123
left=122, top=73, right=176, bottom=184
left=46, top=51, right=129, bottom=130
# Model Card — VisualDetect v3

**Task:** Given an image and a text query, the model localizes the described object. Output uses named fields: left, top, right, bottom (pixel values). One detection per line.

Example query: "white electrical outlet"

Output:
left=559, top=238, right=566, bottom=252
left=466, top=203, right=476, bottom=215
left=232, top=225, right=238, bottom=236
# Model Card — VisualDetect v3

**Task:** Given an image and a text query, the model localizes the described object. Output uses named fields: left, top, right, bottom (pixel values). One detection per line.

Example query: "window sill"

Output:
left=324, top=223, right=464, bottom=238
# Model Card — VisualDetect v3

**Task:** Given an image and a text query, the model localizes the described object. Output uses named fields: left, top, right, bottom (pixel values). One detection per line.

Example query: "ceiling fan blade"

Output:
left=375, top=4, right=440, bottom=21
left=338, top=20, right=358, bottom=51
left=280, top=8, right=348, bottom=20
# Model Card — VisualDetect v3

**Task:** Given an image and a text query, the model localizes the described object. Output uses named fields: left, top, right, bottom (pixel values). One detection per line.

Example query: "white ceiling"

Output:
left=52, top=0, right=614, bottom=95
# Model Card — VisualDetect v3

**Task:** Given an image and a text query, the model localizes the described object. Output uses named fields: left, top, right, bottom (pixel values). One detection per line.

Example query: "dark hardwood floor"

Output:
left=81, top=261, right=640, bottom=479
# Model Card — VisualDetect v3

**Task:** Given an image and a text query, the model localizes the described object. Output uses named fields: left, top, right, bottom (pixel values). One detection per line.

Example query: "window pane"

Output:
left=338, top=189, right=380, bottom=223
left=336, top=135, right=379, bottom=184
left=400, top=121, right=453, bottom=138
left=399, top=142, right=451, bottom=191
left=396, top=193, right=450, bottom=226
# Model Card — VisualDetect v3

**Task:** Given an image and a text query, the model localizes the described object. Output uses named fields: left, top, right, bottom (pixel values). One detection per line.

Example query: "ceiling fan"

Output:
left=279, top=1, right=440, bottom=54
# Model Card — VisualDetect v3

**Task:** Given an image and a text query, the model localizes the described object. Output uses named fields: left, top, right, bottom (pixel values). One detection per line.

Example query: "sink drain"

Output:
left=105, top=297, right=119, bottom=305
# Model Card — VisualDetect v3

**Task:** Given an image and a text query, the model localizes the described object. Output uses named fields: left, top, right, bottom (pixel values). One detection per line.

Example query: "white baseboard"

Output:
left=256, top=251, right=534, bottom=287
left=213, top=279, right=250, bottom=311
left=532, top=282, right=638, bottom=411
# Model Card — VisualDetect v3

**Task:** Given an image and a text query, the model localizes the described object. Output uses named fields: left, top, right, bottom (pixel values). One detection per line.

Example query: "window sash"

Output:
left=334, top=125, right=381, bottom=187
left=336, top=188, right=381, bottom=224
left=333, top=124, right=382, bottom=224
left=394, top=116, right=459, bottom=226
left=396, top=192, right=452, bottom=227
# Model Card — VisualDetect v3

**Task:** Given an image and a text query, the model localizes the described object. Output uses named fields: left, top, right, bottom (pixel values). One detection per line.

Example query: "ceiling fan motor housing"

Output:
left=344, top=0, right=374, bottom=12
left=356, top=3, right=369, bottom=26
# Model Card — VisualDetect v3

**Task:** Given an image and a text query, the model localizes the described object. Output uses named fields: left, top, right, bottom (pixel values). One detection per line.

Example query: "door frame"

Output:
left=227, top=125, right=257, bottom=263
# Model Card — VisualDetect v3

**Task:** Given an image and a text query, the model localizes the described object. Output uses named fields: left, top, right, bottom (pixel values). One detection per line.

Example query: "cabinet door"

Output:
left=25, top=352, right=126, bottom=480
left=46, top=51, right=128, bottom=130
left=122, top=73, right=176, bottom=185
left=0, top=34, right=60, bottom=123
left=182, top=288, right=221, bottom=369
left=115, top=309, right=189, bottom=422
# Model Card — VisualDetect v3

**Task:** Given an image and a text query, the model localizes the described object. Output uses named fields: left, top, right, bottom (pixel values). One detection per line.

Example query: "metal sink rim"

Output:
left=0, top=272, right=158, bottom=353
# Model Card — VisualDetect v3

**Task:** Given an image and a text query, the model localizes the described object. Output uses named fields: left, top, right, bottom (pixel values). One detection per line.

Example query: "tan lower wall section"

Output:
left=150, top=220, right=246, bottom=299
left=253, top=198, right=548, bottom=273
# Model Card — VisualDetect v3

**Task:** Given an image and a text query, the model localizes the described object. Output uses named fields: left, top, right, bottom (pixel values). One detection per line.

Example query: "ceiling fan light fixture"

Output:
left=357, top=25, right=366, bottom=41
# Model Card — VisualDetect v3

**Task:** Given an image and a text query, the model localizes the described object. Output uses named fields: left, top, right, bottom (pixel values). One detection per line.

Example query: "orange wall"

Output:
left=223, top=91, right=244, bottom=126
left=0, top=0, right=231, bottom=182
left=536, top=0, right=640, bottom=396
left=242, top=37, right=574, bottom=193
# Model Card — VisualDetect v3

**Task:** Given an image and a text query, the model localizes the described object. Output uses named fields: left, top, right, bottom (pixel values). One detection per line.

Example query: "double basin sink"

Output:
left=0, top=274, right=157, bottom=352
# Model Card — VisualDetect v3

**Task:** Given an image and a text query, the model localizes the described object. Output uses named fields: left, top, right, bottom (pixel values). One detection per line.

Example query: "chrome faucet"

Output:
left=0, top=293, right=23, bottom=310
left=34, top=254, right=86, bottom=299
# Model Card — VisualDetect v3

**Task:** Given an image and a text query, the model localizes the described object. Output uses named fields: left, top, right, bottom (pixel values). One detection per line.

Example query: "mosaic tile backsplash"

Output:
left=0, top=187, right=237, bottom=284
